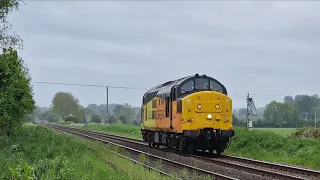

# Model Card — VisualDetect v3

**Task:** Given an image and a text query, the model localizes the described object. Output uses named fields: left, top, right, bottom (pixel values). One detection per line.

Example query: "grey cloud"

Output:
left=7, top=1, right=320, bottom=108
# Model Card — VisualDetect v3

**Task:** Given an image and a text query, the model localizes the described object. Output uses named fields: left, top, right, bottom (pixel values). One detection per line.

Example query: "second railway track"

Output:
left=45, top=124, right=320, bottom=180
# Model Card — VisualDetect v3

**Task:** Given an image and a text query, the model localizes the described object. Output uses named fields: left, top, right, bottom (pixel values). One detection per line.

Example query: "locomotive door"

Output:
left=170, top=86, right=177, bottom=129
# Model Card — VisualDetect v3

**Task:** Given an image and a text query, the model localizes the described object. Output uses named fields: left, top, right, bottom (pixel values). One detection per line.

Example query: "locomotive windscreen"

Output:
left=179, top=77, right=226, bottom=95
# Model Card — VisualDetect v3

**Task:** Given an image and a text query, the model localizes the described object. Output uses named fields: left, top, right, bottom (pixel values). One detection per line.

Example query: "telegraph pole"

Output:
left=106, top=86, right=109, bottom=123
left=247, top=93, right=249, bottom=128
left=315, top=107, right=317, bottom=129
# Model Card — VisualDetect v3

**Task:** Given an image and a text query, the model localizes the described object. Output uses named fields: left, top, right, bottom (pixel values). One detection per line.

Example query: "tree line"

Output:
left=29, top=91, right=141, bottom=125
left=233, top=94, right=320, bottom=128
left=30, top=92, right=320, bottom=129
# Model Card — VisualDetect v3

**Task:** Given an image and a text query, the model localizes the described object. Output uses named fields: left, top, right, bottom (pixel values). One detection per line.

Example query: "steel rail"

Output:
left=220, top=155, right=320, bottom=179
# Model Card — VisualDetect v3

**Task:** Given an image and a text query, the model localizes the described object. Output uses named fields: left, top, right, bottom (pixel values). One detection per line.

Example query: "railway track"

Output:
left=45, top=123, right=236, bottom=180
left=45, top=124, right=320, bottom=180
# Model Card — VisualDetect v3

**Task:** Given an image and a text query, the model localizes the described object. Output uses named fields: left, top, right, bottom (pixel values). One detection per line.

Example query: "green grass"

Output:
left=64, top=123, right=320, bottom=170
left=0, top=124, right=172, bottom=180
left=254, top=128, right=297, bottom=137
left=225, top=127, right=320, bottom=170
left=67, top=123, right=143, bottom=140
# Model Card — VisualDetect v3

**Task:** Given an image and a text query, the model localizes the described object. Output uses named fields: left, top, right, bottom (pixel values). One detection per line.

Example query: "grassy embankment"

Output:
left=65, top=123, right=320, bottom=170
left=0, top=123, right=173, bottom=180
left=254, top=128, right=296, bottom=137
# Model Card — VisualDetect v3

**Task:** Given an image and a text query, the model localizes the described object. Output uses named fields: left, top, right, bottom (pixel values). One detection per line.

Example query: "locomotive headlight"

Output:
left=215, top=104, right=220, bottom=109
left=207, top=114, right=212, bottom=119
left=197, top=104, right=202, bottom=109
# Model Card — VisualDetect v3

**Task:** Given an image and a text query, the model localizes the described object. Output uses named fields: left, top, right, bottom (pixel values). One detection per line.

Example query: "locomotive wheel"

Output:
left=215, top=142, right=224, bottom=157
left=187, top=143, right=195, bottom=154
left=216, top=149, right=222, bottom=157
left=201, top=147, right=206, bottom=153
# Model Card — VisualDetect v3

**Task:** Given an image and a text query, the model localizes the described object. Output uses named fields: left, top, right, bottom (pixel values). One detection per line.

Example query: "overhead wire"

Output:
left=31, top=81, right=288, bottom=101
left=32, top=81, right=149, bottom=91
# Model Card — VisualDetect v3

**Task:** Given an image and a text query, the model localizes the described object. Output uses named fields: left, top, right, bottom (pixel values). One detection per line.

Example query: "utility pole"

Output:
left=106, top=86, right=109, bottom=123
left=315, top=107, right=317, bottom=129
left=247, top=93, right=249, bottom=128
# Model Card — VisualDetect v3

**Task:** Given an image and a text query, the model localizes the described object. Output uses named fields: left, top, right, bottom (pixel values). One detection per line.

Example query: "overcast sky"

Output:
left=7, top=1, right=320, bottom=109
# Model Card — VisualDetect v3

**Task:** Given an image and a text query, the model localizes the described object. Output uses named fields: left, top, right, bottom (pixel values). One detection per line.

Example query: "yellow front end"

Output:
left=181, top=91, right=233, bottom=131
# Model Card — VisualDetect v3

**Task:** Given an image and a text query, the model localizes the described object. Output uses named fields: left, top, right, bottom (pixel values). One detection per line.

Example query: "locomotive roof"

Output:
left=143, top=74, right=226, bottom=98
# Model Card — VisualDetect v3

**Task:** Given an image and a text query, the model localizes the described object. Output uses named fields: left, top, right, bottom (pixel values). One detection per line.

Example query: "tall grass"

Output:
left=225, top=127, right=320, bottom=170
left=0, top=124, right=172, bottom=180
left=63, top=123, right=320, bottom=170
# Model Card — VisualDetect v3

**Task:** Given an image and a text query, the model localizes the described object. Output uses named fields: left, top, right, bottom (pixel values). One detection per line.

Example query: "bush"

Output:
left=119, top=115, right=127, bottom=123
left=294, top=126, right=320, bottom=139
left=91, top=114, right=102, bottom=123
left=64, top=116, right=78, bottom=123
left=0, top=48, right=35, bottom=136
left=0, top=125, right=122, bottom=179
left=107, top=115, right=117, bottom=124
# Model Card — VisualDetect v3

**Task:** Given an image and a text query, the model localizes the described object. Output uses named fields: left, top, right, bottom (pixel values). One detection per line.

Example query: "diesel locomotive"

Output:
left=140, top=74, right=235, bottom=155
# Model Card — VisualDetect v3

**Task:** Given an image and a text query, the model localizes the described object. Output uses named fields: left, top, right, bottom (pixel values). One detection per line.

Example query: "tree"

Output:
left=284, top=96, right=294, bottom=104
left=113, top=104, right=124, bottom=118
left=238, top=108, right=247, bottom=117
left=232, top=115, right=246, bottom=127
left=107, top=115, right=117, bottom=124
left=119, top=115, right=127, bottom=124
left=122, top=103, right=135, bottom=124
left=64, top=115, right=78, bottom=123
left=50, top=92, right=80, bottom=119
left=264, top=101, right=284, bottom=127
left=263, top=101, right=299, bottom=128
left=135, top=113, right=141, bottom=123
left=91, top=114, right=101, bottom=123
left=294, top=94, right=320, bottom=120
left=41, top=110, right=59, bottom=122
left=27, top=105, right=42, bottom=122
left=84, top=107, right=93, bottom=115
left=76, top=106, right=85, bottom=123
left=0, top=0, right=24, bottom=49
left=0, top=48, right=35, bottom=136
